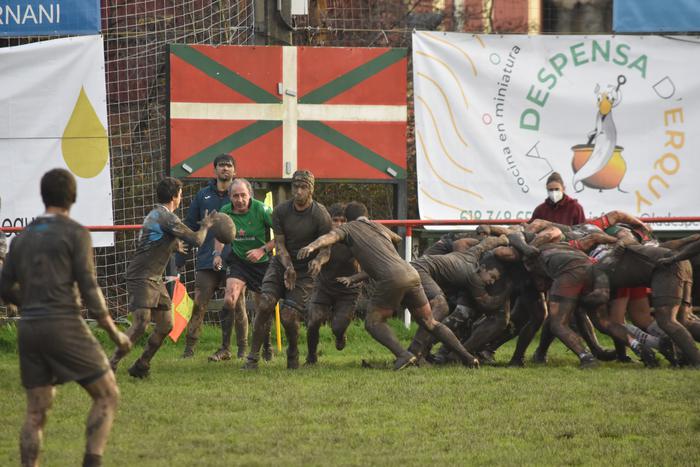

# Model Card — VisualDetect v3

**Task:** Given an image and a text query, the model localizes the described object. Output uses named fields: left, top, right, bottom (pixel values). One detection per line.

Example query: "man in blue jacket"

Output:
left=179, top=154, right=250, bottom=360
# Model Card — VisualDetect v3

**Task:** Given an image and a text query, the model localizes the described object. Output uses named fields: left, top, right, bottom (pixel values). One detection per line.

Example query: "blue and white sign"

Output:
left=0, top=0, right=100, bottom=36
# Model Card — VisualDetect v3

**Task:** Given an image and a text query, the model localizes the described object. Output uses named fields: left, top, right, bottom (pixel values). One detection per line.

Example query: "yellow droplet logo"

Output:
left=61, top=87, right=109, bottom=178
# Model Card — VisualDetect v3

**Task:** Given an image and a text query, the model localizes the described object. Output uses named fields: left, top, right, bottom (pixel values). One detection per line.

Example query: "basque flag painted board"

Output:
left=169, top=45, right=407, bottom=181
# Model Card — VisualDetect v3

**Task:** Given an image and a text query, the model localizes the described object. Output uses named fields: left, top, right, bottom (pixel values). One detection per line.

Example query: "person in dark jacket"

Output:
left=530, top=172, right=585, bottom=226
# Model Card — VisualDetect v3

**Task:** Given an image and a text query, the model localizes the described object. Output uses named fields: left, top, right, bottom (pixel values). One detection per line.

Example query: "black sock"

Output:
left=83, top=453, right=102, bottom=467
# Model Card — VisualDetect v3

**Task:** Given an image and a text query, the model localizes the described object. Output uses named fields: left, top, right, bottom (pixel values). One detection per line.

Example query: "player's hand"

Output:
left=175, top=239, right=188, bottom=255
left=297, top=245, right=314, bottom=260
left=284, top=266, right=296, bottom=290
left=476, top=225, right=490, bottom=237
left=113, top=331, right=132, bottom=354
left=200, top=209, right=216, bottom=229
left=336, top=276, right=353, bottom=287
left=307, top=259, right=322, bottom=277
left=498, top=234, right=509, bottom=246
left=246, top=247, right=265, bottom=263
left=213, top=255, right=223, bottom=271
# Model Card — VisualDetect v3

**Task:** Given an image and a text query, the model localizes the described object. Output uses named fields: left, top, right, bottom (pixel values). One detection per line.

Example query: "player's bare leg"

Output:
left=20, top=385, right=55, bottom=467
left=82, top=371, right=120, bottom=466
left=110, top=308, right=151, bottom=371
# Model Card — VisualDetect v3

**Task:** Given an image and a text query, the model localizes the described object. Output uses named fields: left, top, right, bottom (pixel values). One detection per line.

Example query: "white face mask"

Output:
left=548, top=189, right=563, bottom=204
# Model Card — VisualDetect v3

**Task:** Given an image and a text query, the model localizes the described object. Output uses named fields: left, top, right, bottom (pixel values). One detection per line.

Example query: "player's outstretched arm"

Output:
left=297, top=230, right=342, bottom=260
left=169, top=210, right=216, bottom=247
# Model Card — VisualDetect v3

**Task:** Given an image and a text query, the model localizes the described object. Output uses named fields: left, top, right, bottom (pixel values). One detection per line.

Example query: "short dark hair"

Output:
left=213, top=153, right=236, bottom=169
left=344, top=201, right=368, bottom=221
left=480, top=252, right=506, bottom=277
left=41, top=168, right=77, bottom=209
left=328, top=202, right=346, bottom=218
left=157, top=177, right=183, bottom=204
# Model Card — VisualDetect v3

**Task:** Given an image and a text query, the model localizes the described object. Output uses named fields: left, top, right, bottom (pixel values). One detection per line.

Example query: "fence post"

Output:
left=404, top=224, right=412, bottom=329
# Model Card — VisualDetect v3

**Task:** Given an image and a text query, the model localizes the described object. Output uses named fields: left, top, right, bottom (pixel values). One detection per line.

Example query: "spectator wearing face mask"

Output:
left=530, top=172, right=585, bottom=226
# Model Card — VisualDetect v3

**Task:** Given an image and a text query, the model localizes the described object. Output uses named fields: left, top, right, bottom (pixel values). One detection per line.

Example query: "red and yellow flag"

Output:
left=169, top=278, right=194, bottom=342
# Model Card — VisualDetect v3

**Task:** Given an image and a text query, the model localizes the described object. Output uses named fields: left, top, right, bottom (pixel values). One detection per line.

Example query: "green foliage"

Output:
left=0, top=321, right=698, bottom=466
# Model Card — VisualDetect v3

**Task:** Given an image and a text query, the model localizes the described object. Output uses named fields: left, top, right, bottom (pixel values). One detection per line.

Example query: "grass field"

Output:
left=0, top=320, right=698, bottom=466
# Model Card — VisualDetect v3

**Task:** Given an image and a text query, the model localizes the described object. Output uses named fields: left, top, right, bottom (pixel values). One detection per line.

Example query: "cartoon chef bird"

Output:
left=573, top=75, right=627, bottom=192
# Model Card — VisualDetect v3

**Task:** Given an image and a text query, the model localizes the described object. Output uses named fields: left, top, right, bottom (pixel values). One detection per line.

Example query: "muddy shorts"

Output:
left=651, top=260, right=693, bottom=308
left=370, top=269, right=428, bottom=311
left=18, top=317, right=109, bottom=388
left=412, top=263, right=443, bottom=302
left=194, top=268, right=226, bottom=298
left=548, top=266, right=589, bottom=303
left=127, top=279, right=171, bottom=312
left=260, top=257, right=313, bottom=313
left=310, top=282, right=360, bottom=312
left=226, top=255, right=269, bottom=293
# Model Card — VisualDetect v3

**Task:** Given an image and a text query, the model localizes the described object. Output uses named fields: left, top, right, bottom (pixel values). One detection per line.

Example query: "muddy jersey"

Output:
left=531, top=243, right=593, bottom=278
left=412, top=236, right=502, bottom=294
left=272, top=200, right=331, bottom=269
left=335, top=219, right=415, bottom=283
left=599, top=244, right=668, bottom=289
left=317, top=242, right=358, bottom=293
left=127, top=205, right=203, bottom=282
left=0, top=215, right=108, bottom=319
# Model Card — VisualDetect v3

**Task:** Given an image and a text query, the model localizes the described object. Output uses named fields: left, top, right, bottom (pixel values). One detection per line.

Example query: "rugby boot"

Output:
left=508, top=356, right=525, bottom=368
left=578, top=353, right=599, bottom=369
left=182, top=346, right=195, bottom=359
left=127, top=359, right=150, bottom=379
left=335, top=333, right=347, bottom=351
left=478, top=349, right=497, bottom=366
left=305, top=352, right=318, bottom=366
left=658, top=336, right=678, bottom=367
left=241, top=355, right=259, bottom=370
left=531, top=347, right=548, bottom=364
left=632, top=343, right=659, bottom=368
left=393, top=351, right=417, bottom=371
left=208, top=348, right=232, bottom=362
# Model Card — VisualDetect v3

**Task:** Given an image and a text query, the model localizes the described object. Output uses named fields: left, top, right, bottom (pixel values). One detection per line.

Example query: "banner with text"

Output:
left=0, top=0, right=100, bottom=36
left=0, top=35, right=114, bottom=246
left=413, top=32, right=700, bottom=229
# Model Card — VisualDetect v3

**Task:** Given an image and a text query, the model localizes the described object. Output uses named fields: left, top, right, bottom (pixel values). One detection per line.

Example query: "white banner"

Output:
left=0, top=35, right=114, bottom=246
left=413, top=32, right=700, bottom=230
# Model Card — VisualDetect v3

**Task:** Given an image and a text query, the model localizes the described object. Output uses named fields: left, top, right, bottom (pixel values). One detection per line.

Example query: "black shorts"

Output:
left=226, top=255, right=269, bottom=293
left=127, top=279, right=171, bottom=312
left=18, top=317, right=109, bottom=388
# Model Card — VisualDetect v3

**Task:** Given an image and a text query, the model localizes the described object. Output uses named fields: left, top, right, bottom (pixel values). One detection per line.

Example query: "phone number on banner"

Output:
left=459, top=210, right=532, bottom=221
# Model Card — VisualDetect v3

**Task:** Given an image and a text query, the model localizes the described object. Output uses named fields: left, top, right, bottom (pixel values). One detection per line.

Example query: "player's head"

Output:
left=291, top=170, right=315, bottom=205
left=213, top=153, right=236, bottom=181
left=229, top=178, right=253, bottom=212
left=157, top=177, right=183, bottom=206
left=41, top=168, right=77, bottom=209
left=328, top=203, right=347, bottom=227
left=478, top=252, right=505, bottom=286
left=344, top=201, right=368, bottom=221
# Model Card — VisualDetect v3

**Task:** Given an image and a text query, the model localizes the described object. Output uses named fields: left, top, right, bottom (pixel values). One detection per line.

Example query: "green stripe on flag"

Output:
left=299, top=121, right=406, bottom=179
left=171, top=45, right=281, bottom=104
left=172, top=120, right=282, bottom=178
left=299, top=48, right=406, bottom=105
